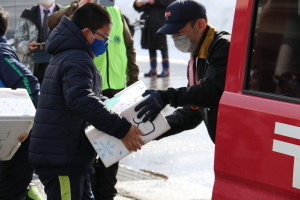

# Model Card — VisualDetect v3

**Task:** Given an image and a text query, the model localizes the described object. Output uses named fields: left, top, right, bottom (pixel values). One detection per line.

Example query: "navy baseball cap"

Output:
left=157, top=0, right=206, bottom=35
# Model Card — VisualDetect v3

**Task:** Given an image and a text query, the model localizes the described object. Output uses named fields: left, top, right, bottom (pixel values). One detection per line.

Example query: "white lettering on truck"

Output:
left=273, top=122, right=300, bottom=189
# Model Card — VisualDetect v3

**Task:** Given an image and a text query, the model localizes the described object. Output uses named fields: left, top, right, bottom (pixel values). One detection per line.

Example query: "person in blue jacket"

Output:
left=0, top=5, right=40, bottom=200
left=29, top=3, right=145, bottom=199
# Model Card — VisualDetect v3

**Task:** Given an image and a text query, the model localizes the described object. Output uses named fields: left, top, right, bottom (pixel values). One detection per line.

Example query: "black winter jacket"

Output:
left=159, top=26, right=231, bottom=143
left=29, top=16, right=131, bottom=175
left=0, top=35, right=39, bottom=106
left=133, top=0, right=174, bottom=49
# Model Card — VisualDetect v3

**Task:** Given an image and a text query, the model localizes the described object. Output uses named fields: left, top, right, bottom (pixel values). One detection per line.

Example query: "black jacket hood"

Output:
left=45, top=16, right=94, bottom=58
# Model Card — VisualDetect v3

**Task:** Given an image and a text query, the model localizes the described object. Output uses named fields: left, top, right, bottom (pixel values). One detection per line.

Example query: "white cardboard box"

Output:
left=85, top=81, right=170, bottom=167
left=0, top=88, right=35, bottom=160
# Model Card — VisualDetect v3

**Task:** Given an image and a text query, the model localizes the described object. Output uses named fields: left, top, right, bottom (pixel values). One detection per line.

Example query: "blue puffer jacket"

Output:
left=29, top=16, right=131, bottom=175
left=0, top=35, right=39, bottom=106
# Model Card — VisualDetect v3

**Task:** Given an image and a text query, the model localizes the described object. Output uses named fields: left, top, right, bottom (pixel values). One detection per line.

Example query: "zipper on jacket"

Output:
left=106, top=50, right=111, bottom=89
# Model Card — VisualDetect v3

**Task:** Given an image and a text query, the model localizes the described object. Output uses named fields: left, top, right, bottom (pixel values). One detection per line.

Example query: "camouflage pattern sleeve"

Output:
left=13, top=18, right=38, bottom=55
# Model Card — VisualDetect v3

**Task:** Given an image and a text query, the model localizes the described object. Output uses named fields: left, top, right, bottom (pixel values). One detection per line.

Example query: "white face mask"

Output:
left=38, top=0, right=55, bottom=6
left=172, top=23, right=200, bottom=53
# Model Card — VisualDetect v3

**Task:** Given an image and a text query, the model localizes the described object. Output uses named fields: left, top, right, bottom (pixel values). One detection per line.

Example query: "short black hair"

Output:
left=72, top=3, right=111, bottom=31
left=0, top=5, right=9, bottom=35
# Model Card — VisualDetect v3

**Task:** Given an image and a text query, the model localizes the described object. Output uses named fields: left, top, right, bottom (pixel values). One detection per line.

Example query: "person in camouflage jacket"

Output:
left=13, top=1, right=62, bottom=80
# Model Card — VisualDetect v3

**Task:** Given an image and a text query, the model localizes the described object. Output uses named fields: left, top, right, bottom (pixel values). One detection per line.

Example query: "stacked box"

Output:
left=0, top=88, right=35, bottom=160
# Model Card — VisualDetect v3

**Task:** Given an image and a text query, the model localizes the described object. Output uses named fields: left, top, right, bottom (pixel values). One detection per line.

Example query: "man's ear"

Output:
left=81, top=28, right=90, bottom=37
left=196, top=19, right=207, bottom=33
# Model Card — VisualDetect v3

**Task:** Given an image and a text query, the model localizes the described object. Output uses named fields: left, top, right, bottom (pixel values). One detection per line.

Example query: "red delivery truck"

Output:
left=214, top=0, right=300, bottom=199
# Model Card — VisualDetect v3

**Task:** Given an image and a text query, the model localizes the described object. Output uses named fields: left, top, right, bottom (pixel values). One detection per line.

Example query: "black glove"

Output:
left=134, top=89, right=168, bottom=122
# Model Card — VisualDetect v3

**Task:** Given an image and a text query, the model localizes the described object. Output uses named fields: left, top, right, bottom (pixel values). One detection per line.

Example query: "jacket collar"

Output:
left=193, top=25, right=216, bottom=59
left=0, top=35, right=7, bottom=43
left=20, top=5, right=40, bottom=29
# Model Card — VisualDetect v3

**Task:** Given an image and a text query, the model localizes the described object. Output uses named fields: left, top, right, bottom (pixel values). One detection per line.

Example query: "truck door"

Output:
left=213, top=0, right=300, bottom=199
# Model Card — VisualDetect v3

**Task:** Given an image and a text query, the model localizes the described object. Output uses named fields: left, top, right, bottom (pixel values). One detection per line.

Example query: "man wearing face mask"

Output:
left=134, top=0, right=231, bottom=143
left=13, top=0, right=62, bottom=84
left=29, top=3, right=145, bottom=199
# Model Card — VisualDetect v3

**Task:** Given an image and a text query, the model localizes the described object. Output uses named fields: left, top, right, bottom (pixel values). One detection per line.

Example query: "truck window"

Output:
left=245, top=0, right=300, bottom=101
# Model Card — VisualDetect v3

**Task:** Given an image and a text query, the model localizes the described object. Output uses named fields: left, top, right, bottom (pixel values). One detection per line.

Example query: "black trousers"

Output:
left=91, top=159, right=118, bottom=200
left=0, top=138, right=34, bottom=200
left=149, top=48, right=169, bottom=60
left=90, top=89, right=120, bottom=200
left=34, top=62, right=49, bottom=85
left=39, top=174, right=94, bottom=200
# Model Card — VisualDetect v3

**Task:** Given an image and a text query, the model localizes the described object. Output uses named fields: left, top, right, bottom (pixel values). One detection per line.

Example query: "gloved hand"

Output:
left=134, top=89, right=167, bottom=122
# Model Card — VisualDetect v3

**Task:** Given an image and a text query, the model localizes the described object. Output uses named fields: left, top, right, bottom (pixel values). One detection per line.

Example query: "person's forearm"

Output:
left=133, top=1, right=146, bottom=12
left=155, top=107, right=202, bottom=140
left=122, top=17, right=139, bottom=85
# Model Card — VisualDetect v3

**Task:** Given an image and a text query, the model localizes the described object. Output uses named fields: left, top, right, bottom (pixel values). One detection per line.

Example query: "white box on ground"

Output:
left=85, top=81, right=170, bottom=168
left=0, top=88, right=35, bottom=160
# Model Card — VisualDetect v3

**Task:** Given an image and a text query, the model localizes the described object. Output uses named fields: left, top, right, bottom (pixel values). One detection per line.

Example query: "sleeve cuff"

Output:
left=113, top=118, right=131, bottom=139
left=158, top=90, right=170, bottom=105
